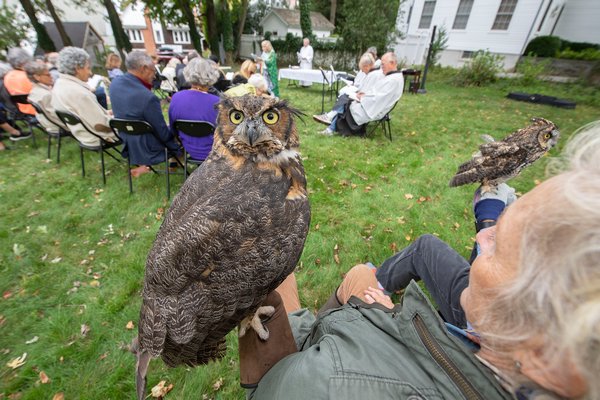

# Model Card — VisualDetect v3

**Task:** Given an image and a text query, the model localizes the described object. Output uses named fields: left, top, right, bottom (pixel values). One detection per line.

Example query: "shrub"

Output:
left=454, top=50, right=504, bottom=86
left=560, top=40, right=600, bottom=52
left=556, top=48, right=600, bottom=61
left=524, top=36, right=562, bottom=57
left=517, top=55, right=550, bottom=85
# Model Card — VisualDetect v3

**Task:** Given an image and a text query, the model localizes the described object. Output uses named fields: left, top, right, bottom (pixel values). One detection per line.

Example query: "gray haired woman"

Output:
left=51, top=47, right=116, bottom=147
left=24, top=61, right=66, bottom=134
left=3, top=47, right=36, bottom=117
left=168, top=57, right=221, bottom=162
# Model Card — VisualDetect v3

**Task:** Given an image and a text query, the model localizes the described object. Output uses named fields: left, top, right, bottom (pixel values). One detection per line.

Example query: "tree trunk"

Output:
left=204, top=0, right=219, bottom=54
left=329, top=0, right=337, bottom=25
left=177, top=0, right=202, bottom=52
left=101, top=0, right=131, bottom=56
left=19, top=0, right=56, bottom=51
left=45, top=0, right=72, bottom=46
left=234, top=0, right=249, bottom=60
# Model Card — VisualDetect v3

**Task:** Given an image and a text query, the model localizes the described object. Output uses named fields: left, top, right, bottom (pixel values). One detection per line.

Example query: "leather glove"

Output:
left=473, top=183, right=517, bottom=224
left=239, top=291, right=297, bottom=388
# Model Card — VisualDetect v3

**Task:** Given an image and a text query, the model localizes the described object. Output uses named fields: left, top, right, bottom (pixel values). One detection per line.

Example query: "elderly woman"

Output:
left=160, top=57, right=180, bottom=93
left=25, top=61, right=67, bottom=134
left=51, top=47, right=116, bottom=147
left=3, top=47, right=35, bottom=116
left=232, top=59, right=257, bottom=85
left=239, top=123, right=600, bottom=399
left=168, top=57, right=220, bottom=162
left=257, top=40, right=279, bottom=97
left=224, top=73, right=270, bottom=98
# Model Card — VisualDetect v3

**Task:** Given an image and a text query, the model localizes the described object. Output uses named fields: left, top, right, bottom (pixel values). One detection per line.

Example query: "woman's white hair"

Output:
left=183, top=57, right=219, bottom=87
left=248, top=73, right=268, bottom=92
left=476, top=121, right=600, bottom=399
left=57, top=47, right=90, bottom=76
left=7, top=47, right=32, bottom=69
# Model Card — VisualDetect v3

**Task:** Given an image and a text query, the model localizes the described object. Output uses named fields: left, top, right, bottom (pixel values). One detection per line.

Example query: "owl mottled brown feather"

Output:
left=449, top=117, right=560, bottom=188
left=134, top=95, right=310, bottom=399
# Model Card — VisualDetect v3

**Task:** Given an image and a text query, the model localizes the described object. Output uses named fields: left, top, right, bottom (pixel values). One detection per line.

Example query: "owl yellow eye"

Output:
left=262, top=110, right=279, bottom=125
left=544, top=133, right=552, bottom=139
left=229, top=110, right=244, bottom=125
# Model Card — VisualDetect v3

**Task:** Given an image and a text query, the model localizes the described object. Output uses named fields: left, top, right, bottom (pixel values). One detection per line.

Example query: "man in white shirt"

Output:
left=316, top=52, right=403, bottom=137
left=297, top=38, right=314, bottom=87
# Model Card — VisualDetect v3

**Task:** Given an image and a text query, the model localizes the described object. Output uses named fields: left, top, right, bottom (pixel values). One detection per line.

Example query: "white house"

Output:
left=394, top=0, right=600, bottom=70
left=260, top=8, right=335, bottom=39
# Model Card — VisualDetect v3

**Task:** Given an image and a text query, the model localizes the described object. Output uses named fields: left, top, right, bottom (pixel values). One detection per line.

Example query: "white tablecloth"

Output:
left=278, top=68, right=340, bottom=85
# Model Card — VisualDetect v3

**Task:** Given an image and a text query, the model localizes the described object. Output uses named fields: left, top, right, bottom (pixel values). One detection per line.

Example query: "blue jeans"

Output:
left=376, top=234, right=469, bottom=327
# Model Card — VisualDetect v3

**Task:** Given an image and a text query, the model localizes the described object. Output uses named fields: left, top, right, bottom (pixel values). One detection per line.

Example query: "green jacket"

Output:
left=250, top=282, right=513, bottom=400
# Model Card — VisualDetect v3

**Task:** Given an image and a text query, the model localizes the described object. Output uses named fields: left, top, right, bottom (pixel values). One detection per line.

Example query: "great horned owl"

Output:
left=449, top=117, right=560, bottom=189
left=133, top=95, right=311, bottom=399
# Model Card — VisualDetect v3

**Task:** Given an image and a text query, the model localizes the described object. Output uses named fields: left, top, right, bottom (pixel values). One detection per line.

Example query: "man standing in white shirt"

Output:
left=297, top=38, right=314, bottom=87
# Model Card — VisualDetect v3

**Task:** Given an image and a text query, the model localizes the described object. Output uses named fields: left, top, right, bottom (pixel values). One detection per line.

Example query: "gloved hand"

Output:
left=239, top=291, right=297, bottom=388
left=473, top=183, right=517, bottom=223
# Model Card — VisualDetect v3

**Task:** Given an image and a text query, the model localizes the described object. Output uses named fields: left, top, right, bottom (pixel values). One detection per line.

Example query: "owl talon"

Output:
left=239, top=305, right=275, bottom=340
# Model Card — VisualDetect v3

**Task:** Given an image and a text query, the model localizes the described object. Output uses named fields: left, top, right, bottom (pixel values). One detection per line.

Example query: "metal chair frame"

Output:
left=109, top=118, right=184, bottom=199
left=173, top=119, right=215, bottom=179
left=9, top=94, right=39, bottom=148
left=28, top=100, right=72, bottom=163
left=366, top=101, right=399, bottom=142
left=56, top=110, right=123, bottom=184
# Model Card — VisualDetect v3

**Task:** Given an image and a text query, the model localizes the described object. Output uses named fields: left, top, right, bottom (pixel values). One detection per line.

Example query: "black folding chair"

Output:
left=366, top=100, right=400, bottom=142
left=9, top=95, right=39, bottom=148
left=29, top=100, right=72, bottom=163
left=173, top=120, right=215, bottom=179
left=109, top=118, right=184, bottom=199
left=56, top=110, right=123, bottom=184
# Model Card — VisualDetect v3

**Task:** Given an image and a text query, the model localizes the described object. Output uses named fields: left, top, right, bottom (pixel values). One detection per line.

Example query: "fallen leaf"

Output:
left=404, top=193, right=414, bottom=200
left=454, top=222, right=461, bottom=229
left=13, top=244, right=25, bottom=257
left=25, top=336, right=38, bottom=344
left=98, top=352, right=108, bottom=361
left=52, top=393, right=64, bottom=400
left=405, top=235, right=411, bottom=241
left=6, top=353, right=27, bottom=369
left=81, top=324, right=90, bottom=337
left=50, top=257, right=62, bottom=264
left=7, top=392, right=22, bottom=399
left=39, top=371, right=50, bottom=384
left=89, top=280, right=100, bottom=288
left=151, top=380, right=174, bottom=398
left=3, top=291, right=12, bottom=300
left=212, top=377, right=223, bottom=391
left=314, top=258, right=321, bottom=265
left=389, top=242, right=398, bottom=252
left=36, top=226, right=48, bottom=234
left=0, top=315, right=5, bottom=326
left=314, top=224, right=320, bottom=231
left=41, top=254, right=48, bottom=261
left=126, top=321, right=135, bottom=330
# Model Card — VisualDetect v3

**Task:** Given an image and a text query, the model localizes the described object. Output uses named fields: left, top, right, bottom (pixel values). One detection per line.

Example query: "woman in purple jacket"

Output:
left=168, top=57, right=221, bottom=161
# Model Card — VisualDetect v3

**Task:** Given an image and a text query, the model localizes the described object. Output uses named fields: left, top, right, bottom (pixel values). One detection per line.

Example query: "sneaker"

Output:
left=319, top=128, right=333, bottom=136
left=9, top=130, right=32, bottom=141
left=312, top=114, right=332, bottom=125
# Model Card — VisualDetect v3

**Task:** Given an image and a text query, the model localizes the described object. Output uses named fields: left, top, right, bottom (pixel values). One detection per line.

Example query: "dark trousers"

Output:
left=376, top=234, right=470, bottom=327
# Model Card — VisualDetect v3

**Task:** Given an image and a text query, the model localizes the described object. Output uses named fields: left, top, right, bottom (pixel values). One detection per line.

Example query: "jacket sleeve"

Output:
left=143, top=95, right=179, bottom=151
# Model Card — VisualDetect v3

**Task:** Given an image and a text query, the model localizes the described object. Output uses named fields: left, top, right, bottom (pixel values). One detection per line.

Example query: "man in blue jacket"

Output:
left=110, top=52, right=180, bottom=177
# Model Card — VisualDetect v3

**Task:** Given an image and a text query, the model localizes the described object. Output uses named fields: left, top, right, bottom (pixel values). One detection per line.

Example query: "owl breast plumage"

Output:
left=137, top=95, right=311, bottom=368
left=449, top=117, right=560, bottom=188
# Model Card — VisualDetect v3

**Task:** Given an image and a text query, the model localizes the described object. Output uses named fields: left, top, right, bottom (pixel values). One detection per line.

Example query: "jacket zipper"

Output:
left=413, top=313, right=484, bottom=400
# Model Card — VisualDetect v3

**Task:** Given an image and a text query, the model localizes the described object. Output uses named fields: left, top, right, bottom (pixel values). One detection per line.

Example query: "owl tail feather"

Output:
left=449, top=170, right=479, bottom=187
left=131, top=336, right=152, bottom=400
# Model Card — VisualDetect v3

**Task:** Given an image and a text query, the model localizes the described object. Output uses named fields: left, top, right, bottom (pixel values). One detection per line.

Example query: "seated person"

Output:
left=168, top=57, right=220, bottom=162
left=51, top=47, right=117, bottom=147
left=239, top=123, right=600, bottom=400
left=313, top=52, right=381, bottom=125
left=232, top=60, right=257, bottom=85
left=208, top=54, right=231, bottom=93
left=224, top=74, right=270, bottom=98
left=3, top=47, right=36, bottom=117
left=0, top=61, right=30, bottom=142
left=25, top=61, right=68, bottom=134
left=160, top=57, right=180, bottom=93
left=317, top=52, right=402, bottom=137
left=105, top=53, right=124, bottom=80
left=110, top=51, right=180, bottom=177
left=175, top=50, right=200, bottom=91
left=45, top=52, right=60, bottom=83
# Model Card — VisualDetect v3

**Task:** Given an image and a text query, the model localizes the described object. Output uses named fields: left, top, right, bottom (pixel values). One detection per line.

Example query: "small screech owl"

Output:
left=449, top=117, right=560, bottom=188
left=133, top=95, right=311, bottom=400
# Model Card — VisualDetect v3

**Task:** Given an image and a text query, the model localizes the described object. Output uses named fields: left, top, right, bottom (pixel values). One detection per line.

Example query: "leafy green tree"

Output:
left=219, top=0, right=235, bottom=63
left=244, top=0, right=269, bottom=35
left=142, top=0, right=202, bottom=52
left=18, top=0, right=56, bottom=51
left=233, top=0, right=249, bottom=59
left=202, top=0, right=219, bottom=54
left=0, top=4, right=29, bottom=54
left=299, top=0, right=312, bottom=39
left=42, top=0, right=73, bottom=46
left=101, top=0, right=131, bottom=60
left=339, top=0, right=400, bottom=53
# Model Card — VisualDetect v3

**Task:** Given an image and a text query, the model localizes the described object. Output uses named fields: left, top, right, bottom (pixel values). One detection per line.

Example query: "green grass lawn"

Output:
left=1, top=71, right=599, bottom=399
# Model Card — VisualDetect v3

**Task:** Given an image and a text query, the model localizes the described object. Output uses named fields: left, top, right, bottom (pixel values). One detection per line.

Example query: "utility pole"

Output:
left=418, top=25, right=436, bottom=94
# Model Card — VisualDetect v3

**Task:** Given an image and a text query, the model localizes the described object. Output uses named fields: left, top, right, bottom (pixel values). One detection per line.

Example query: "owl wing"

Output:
left=449, top=141, right=524, bottom=187
left=138, top=153, right=310, bottom=366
